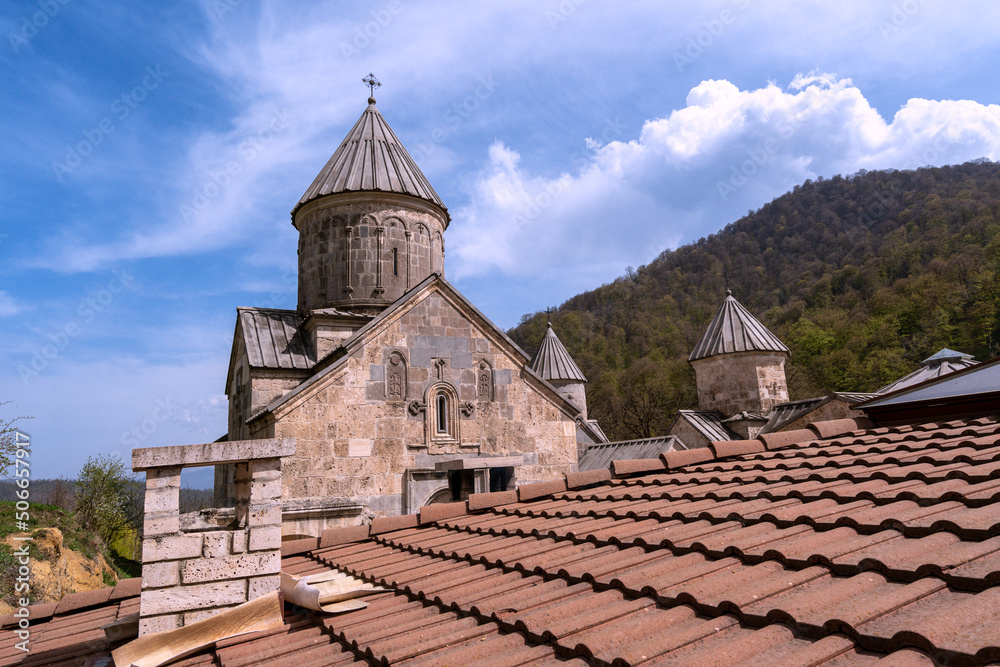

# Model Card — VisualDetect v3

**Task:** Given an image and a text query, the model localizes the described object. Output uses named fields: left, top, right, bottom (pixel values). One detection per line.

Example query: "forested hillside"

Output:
left=510, top=160, right=1000, bottom=441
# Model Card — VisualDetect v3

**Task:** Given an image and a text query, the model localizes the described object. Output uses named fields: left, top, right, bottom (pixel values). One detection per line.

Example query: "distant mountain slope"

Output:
left=509, top=160, right=1000, bottom=441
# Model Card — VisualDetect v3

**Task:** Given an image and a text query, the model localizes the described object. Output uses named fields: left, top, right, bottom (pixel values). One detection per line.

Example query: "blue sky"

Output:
left=3, top=0, right=1000, bottom=481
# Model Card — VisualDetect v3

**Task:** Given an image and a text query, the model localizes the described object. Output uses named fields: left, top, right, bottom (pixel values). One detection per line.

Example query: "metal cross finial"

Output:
left=546, top=307, right=552, bottom=325
left=363, top=73, right=381, bottom=97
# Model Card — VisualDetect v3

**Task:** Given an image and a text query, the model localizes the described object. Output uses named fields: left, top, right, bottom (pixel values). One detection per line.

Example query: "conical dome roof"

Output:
left=293, top=97, right=449, bottom=219
left=530, top=324, right=587, bottom=382
left=689, top=291, right=788, bottom=362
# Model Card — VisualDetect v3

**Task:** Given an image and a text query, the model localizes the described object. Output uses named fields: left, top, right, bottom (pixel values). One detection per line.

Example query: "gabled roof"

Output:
left=577, top=434, right=684, bottom=471
left=689, top=290, right=789, bottom=361
left=238, top=307, right=315, bottom=370
left=12, top=414, right=1000, bottom=665
left=293, top=97, right=448, bottom=219
left=251, top=274, right=582, bottom=423
left=877, top=347, right=979, bottom=394
left=675, top=409, right=737, bottom=442
left=528, top=323, right=587, bottom=382
left=761, top=395, right=829, bottom=433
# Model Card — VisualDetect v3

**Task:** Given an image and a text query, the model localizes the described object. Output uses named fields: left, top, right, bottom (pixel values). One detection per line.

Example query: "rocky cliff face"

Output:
left=0, top=527, right=118, bottom=611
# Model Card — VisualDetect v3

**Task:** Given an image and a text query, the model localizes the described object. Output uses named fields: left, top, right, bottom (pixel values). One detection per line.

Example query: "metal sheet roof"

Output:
left=577, top=435, right=684, bottom=471
left=529, top=324, right=587, bottom=382
left=834, top=391, right=877, bottom=404
left=239, top=307, right=314, bottom=370
left=677, top=409, right=737, bottom=442
left=876, top=347, right=978, bottom=394
left=760, top=396, right=828, bottom=433
left=294, top=97, right=448, bottom=217
left=862, top=355, right=1000, bottom=408
left=689, top=290, right=789, bottom=361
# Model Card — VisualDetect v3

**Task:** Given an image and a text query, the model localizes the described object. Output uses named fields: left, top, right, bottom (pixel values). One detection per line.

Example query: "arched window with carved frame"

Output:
left=424, top=381, right=460, bottom=445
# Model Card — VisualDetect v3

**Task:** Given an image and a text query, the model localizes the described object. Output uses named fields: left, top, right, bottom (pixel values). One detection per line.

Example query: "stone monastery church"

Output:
left=215, top=92, right=955, bottom=539
left=215, top=94, right=605, bottom=537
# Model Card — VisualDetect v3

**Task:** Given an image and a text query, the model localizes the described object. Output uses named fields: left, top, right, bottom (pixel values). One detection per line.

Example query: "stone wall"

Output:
left=667, top=417, right=714, bottom=450
left=690, top=351, right=789, bottom=415
left=550, top=380, right=587, bottom=420
left=294, top=194, right=448, bottom=313
left=245, top=285, right=579, bottom=535
left=134, top=439, right=292, bottom=636
left=218, top=360, right=305, bottom=505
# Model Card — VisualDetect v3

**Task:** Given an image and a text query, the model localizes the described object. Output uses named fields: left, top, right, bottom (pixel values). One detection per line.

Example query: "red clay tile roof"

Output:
left=7, top=415, right=1000, bottom=665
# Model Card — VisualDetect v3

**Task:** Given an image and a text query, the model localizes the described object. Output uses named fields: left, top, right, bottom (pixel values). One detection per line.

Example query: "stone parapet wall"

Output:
left=134, top=439, right=293, bottom=636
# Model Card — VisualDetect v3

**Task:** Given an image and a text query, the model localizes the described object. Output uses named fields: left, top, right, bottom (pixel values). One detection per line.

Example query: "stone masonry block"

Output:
left=251, top=478, right=282, bottom=500
left=248, top=502, right=282, bottom=527
left=132, top=438, right=295, bottom=471
left=183, top=609, right=223, bottom=625
left=250, top=457, right=281, bottom=476
left=248, top=574, right=281, bottom=601
left=181, top=551, right=280, bottom=584
left=142, top=534, right=203, bottom=563
left=235, top=462, right=252, bottom=483
left=451, top=351, right=473, bottom=369
left=145, top=466, right=182, bottom=488
left=141, top=561, right=180, bottom=589
left=140, top=581, right=247, bottom=615
left=138, top=614, right=180, bottom=637
left=248, top=525, right=282, bottom=552
left=142, top=512, right=180, bottom=537
left=144, top=485, right=180, bottom=514
left=202, top=533, right=229, bottom=559
left=231, top=529, right=247, bottom=554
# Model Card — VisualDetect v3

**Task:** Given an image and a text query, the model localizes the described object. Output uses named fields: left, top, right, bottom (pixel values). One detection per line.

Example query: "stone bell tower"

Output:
left=689, top=290, right=790, bottom=415
left=291, top=93, right=450, bottom=319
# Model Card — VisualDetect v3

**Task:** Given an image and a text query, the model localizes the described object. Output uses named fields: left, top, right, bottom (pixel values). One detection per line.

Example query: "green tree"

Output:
left=75, top=455, right=142, bottom=547
left=0, top=402, right=30, bottom=480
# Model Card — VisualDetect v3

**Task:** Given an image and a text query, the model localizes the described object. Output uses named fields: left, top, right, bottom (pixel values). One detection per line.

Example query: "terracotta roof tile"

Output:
left=109, top=577, right=141, bottom=601
left=22, top=414, right=1000, bottom=665
left=517, top=478, right=567, bottom=501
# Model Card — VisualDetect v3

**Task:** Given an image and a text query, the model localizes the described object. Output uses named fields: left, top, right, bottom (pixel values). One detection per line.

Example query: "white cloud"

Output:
left=449, top=75, right=1000, bottom=293
left=0, top=291, right=23, bottom=317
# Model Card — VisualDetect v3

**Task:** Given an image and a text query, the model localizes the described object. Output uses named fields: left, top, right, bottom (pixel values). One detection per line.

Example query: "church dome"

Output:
left=293, top=97, right=449, bottom=221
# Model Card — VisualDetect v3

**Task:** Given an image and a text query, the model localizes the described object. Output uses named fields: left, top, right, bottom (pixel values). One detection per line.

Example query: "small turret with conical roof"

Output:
left=530, top=318, right=589, bottom=418
left=293, top=87, right=450, bottom=318
left=689, top=290, right=789, bottom=415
